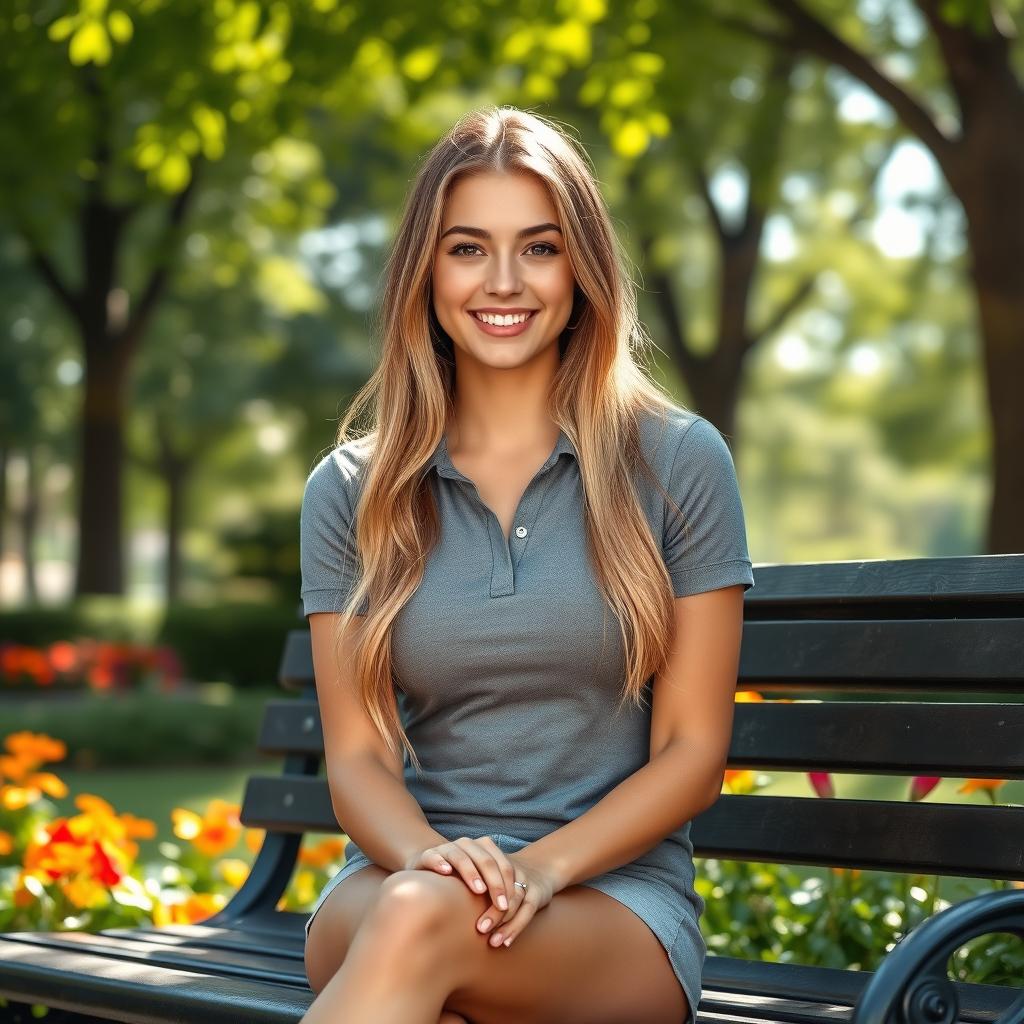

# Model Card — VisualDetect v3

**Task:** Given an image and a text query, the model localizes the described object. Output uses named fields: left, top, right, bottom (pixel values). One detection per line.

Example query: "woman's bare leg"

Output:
left=304, top=865, right=686, bottom=1024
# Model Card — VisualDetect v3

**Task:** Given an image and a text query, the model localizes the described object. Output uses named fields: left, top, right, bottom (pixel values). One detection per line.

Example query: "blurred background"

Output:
left=0, top=0, right=1021, bottom=954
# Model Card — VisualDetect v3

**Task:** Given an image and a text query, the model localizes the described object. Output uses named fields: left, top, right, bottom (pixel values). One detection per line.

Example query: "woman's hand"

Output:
left=475, top=852, right=558, bottom=949
left=404, top=835, right=516, bottom=919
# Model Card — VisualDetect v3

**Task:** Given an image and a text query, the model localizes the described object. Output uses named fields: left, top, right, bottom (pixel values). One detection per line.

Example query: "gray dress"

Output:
left=299, top=406, right=755, bottom=1024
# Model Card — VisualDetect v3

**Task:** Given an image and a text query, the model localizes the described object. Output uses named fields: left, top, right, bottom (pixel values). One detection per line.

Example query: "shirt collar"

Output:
left=423, top=427, right=578, bottom=483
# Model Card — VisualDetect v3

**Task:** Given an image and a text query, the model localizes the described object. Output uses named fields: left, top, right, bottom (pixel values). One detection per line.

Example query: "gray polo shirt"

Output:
left=300, top=406, right=754, bottom=1023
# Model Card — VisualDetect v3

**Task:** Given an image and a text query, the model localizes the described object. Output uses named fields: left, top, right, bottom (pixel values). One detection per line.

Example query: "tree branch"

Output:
left=16, top=224, right=83, bottom=325
left=716, top=0, right=959, bottom=169
left=122, top=158, right=203, bottom=345
left=748, top=134, right=897, bottom=346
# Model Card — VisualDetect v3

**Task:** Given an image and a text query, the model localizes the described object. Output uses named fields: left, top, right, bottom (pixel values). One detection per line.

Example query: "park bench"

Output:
left=0, top=552, right=1022, bottom=1023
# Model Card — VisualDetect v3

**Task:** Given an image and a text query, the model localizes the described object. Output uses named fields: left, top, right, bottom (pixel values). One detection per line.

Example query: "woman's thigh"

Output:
left=304, top=864, right=391, bottom=993
left=391, top=871, right=688, bottom=1024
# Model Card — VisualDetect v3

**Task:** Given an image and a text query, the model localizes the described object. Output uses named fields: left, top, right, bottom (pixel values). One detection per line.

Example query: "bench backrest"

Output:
left=229, top=553, right=1024, bottom=924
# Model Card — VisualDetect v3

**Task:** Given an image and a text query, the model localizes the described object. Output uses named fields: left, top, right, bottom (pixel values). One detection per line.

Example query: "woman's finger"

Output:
left=456, top=836, right=512, bottom=914
left=487, top=887, right=536, bottom=948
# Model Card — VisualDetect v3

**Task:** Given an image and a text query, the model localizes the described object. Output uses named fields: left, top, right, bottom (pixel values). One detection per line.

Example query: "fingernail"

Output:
left=503, top=937, right=512, bottom=947
left=473, top=879, right=486, bottom=892
left=479, top=918, right=492, bottom=932
left=498, top=894, right=508, bottom=910
left=491, top=933, right=503, bottom=946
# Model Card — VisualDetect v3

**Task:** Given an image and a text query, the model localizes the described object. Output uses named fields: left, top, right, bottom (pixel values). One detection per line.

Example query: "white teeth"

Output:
left=474, top=311, right=531, bottom=326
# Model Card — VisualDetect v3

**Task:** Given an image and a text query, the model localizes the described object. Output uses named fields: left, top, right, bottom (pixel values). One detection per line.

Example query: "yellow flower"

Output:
left=722, top=770, right=757, bottom=794
left=62, top=876, right=111, bottom=910
left=218, top=858, right=251, bottom=888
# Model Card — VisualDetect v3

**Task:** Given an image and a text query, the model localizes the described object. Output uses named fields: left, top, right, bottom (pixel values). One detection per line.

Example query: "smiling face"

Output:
left=432, top=170, right=576, bottom=371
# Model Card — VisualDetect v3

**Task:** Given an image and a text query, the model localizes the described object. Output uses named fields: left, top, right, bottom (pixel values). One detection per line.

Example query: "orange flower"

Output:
left=722, top=769, right=757, bottom=794
left=734, top=691, right=763, bottom=702
left=153, top=891, right=227, bottom=927
left=20, top=793, right=155, bottom=902
left=244, top=828, right=266, bottom=855
left=958, top=778, right=1005, bottom=795
left=0, top=829, right=13, bottom=855
left=172, top=800, right=242, bottom=858
left=830, top=866, right=862, bottom=879
left=299, top=837, right=348, bottom=869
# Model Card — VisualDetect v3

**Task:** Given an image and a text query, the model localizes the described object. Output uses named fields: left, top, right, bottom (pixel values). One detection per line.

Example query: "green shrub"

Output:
left=157, top=601, right=302, bottom=689
left=0, top=687, right=273, bottom=768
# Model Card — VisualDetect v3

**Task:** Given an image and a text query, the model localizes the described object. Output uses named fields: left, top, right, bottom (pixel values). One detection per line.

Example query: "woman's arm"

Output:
left=310, top=612, right=447, bottom=871
left=514, top=585, right=745, bottom=891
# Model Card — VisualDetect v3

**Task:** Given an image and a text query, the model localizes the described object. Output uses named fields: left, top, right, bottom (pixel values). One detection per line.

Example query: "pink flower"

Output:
left=808, top=772, right=833, bottom=798
left=910, top=776, right=941, bottom=801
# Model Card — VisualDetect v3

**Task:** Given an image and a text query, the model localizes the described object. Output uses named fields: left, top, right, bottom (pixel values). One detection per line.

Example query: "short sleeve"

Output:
left=299, top=447, right=369, bottom=617
left=662, top=418, right=755, bottom=597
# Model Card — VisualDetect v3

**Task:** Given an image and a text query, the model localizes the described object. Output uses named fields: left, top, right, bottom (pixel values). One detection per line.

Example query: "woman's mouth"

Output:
left=467, top=310, right=538, bottom=338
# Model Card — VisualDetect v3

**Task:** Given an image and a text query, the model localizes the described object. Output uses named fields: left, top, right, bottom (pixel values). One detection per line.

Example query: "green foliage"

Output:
left=157, top=600, right=301, bottom=689
left=698, top=857, right=1024, bottom=987
left=0, top=687, right=271, bottom=768
left=0, top=600, right=163, bottom=647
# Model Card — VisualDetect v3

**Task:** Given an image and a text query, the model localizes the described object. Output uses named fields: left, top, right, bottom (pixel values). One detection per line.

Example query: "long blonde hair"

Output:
left=333, top=105, right=690, bottom=774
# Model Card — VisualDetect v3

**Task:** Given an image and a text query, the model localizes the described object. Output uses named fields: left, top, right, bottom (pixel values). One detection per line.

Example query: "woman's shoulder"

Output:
left=303, top=434, right=375, bottom=511
left=636, top=404, right=726, bottom=476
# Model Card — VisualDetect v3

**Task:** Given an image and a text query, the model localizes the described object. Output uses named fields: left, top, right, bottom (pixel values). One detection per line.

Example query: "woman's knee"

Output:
left=369, top=868, right=469, bottom=939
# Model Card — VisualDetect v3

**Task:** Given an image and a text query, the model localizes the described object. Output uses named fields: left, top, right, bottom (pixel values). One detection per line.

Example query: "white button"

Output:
left=515, top=526, right=528, bottom=538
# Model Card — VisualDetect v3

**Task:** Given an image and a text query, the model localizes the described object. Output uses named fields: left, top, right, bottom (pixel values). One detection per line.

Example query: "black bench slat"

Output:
left=740, top=619, right=1024, bottom=684
left=240, top=774, right=335, bottom=833
left=694, top=795, right=1024, bottom=880
left=743, top=555, right=1024, bottom=603
left=730, top=701, right=1024, bottom=774
left=0, top=930, right=305, bottom=987
left=0, top=940, right=311, bottom=1024
left=257, top=698, right=323, bottom=755
left=239, top=774, right=1024, bottom=880
left=257, top=698, right=1024, bottom=776
left=99, top=916, right=306, bottom=956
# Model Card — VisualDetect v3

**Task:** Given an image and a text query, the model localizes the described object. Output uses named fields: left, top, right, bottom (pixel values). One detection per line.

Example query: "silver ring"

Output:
left=514, top=880, right=528, bottom=891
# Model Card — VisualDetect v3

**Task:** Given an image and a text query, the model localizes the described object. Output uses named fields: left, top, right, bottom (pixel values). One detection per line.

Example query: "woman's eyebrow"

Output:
left=440, top=222, right=562, bottom=240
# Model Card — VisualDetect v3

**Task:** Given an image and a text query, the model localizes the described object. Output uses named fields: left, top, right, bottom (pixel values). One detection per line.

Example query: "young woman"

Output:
left=299, top=105, right=754, bottom=1024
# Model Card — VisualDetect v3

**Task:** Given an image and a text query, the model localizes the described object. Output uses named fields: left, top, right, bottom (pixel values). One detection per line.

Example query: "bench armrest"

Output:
left=851, top=889, right=1024, bottom=1024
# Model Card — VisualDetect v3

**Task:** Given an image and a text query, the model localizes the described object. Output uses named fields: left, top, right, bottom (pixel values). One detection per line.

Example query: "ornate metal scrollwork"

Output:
left=852, top=890, right=1024, bottom=1024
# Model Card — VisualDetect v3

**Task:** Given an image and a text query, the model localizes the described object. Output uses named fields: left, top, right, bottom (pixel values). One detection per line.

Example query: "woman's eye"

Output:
left=447, top=242, right=560, bottom=257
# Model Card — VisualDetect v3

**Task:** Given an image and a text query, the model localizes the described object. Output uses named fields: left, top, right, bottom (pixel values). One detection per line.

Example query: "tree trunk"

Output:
left=164, top=458, right=187, bottom=603
left=958, top=158, right=1024, bottom=554
left=21, top=445, right=39, bottom=604
left=75, top=338, right=131, bottom=596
